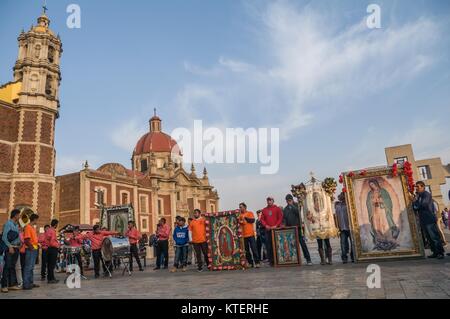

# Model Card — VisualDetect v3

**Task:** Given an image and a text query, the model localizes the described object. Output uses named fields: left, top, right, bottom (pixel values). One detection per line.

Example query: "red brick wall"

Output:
left=0, top=181, right=10, bottom=219
left=13, top=181, right=34, bottom=207
left=59, top=211, right=81, bottom=227
left=90, top=209, right=101, bottom=225
left=40, top=113, right=53, bottom=145
left=21, top=111, right=37, bottom=142
left=57, top=173, right=80, bottom=212
left=0, top=143, right=14, bottom=173
left=17, top=144, right=36, bottom=173
left=37, top=182, right=53, bottom=224
left=39, top=146, right=53, bottom=174
left=0, top=104, right=19, bottom=143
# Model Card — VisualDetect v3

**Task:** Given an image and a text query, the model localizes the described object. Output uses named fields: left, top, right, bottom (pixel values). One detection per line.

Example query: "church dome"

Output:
left=133, top=112, right=181, bottom=156
left=133, top=131, right=180, bottom=155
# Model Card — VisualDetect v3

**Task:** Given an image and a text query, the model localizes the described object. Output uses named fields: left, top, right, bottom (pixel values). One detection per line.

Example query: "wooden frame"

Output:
left=271, top=226, right=302, bottom=267
left=204, top=210, right=246, bottom=271
left=343, top=166, right=424, bottom=262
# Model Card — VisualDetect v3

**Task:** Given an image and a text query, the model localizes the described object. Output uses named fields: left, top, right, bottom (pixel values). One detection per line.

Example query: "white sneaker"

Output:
left=306, top=261, right=313, bottom=266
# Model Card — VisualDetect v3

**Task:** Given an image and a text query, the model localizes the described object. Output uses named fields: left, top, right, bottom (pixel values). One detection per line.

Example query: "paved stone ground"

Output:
left=1, top=236, right=450, bottom=299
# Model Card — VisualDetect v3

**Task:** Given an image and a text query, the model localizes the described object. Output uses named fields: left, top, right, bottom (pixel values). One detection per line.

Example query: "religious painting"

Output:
left=343, top=167, right=424, bottom=261
left=272, top=227, right=301, bottom=267
left=101, top=205, right=134, bottom=235
left=303, top=180, right=339, bottom=240
left=204, top=211, right=246, bottom=271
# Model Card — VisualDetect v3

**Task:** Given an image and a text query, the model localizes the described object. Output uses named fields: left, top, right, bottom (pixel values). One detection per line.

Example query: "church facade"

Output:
left=56, top=114, right=220, bottom=234
left=0, top=12, right=219, bottom=233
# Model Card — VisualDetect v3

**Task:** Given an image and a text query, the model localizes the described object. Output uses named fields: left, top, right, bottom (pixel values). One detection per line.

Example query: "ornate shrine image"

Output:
left=272, top=227, right=301, bottom=267
left=342, top=166, right=425, bottom=262
left=204, top=211, right=246, bottom=270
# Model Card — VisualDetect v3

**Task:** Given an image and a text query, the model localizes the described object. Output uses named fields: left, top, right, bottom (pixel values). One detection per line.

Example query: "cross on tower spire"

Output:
left=42, top=0, right=48, bottom=14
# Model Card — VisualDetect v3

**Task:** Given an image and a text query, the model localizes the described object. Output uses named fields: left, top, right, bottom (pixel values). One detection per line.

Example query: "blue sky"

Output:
left=1, top=0, right=449, bottom=211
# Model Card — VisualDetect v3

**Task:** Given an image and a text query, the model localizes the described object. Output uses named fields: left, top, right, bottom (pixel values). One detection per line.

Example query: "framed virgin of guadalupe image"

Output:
left=343, top=167, right=424, bottom=262
left=271, top=227, right=302, bottom=267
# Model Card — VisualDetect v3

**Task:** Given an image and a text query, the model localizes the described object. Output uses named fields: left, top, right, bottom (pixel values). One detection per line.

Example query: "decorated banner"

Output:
left=272, top=227, right=301, bottom=267
left=302, top=178, right=339, bottom=240
left=204, top=210, right=246, bottom=271
left=342, top=165, right=425, bottom=261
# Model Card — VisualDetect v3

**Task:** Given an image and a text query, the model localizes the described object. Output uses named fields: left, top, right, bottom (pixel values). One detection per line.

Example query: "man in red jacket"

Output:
left=260, top=196, right=283, bottom=266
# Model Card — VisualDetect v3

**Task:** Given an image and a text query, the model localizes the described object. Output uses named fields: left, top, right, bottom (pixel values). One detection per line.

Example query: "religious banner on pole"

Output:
left=296, top=174, right=339, bottom=240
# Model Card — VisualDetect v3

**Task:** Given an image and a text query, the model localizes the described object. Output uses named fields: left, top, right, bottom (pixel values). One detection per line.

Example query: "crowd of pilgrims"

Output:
left=0, top=181, right=449, bottom=293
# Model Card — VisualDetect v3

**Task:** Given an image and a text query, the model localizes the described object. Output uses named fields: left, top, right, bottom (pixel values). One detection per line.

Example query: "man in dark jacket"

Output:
left=282, top=194, right=312, bottom=265
left=413, top=181, right=444, bottom=259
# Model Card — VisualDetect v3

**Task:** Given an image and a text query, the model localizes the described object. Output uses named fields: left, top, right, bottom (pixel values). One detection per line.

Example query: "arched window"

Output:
left=45, top=75, right=52, bottom=95
left=48, top=46, right=55, bottom=63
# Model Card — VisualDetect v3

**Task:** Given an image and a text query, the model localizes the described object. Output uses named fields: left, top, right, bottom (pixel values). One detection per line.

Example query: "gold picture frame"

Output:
left=343, top=167, right=424, bottom=262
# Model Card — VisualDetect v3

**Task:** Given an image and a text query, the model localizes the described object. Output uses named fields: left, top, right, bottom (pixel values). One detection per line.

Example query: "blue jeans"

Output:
left=23, top=248, right=38, bottom=289
left=174, top=246, right=188, bottom=268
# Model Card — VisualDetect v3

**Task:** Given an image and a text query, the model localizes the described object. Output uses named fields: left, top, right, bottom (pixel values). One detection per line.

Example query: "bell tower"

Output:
left=8, top=8, right=62, bottom=226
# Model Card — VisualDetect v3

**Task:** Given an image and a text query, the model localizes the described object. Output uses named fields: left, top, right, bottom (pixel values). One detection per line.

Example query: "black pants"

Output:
left=296, top=227, right=311, bottom=262
left=423, top=223, right=444, bottom=255
left=340, top=230, right=354, bottom=261
left=46, top=247, right=58, bottom=282
left=20, top=252, right=26, bottom=280
left=1, top=248, right=19, bottom=288
left=244, top=237, right=260, bottom=265
left=92, top=249, right=112, bottom=276
left=156, top=240, right=169, bottom=268
left=265, top=230, right=274, bottom=264
left=129, top=244, right=143, bottom=271
left=193, top=242, right=209, bottom=270
left=41, top=249, right=48, bottom=278
left=256, top=235, right=267, bottom=260
left=317, top=238, right=331, bottom=250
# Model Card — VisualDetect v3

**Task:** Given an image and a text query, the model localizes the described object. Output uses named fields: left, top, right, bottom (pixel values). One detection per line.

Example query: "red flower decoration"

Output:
left=359, top=170, right=367, bottom=176
left=348, top=172, right=355, bottom=178
left=342, top=187, right=347, bottom=193
left=339, top=175, right=344, bottom=184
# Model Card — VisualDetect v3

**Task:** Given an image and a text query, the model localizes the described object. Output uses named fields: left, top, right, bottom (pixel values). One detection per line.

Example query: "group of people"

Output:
left=0, top=213, right=147, bottom=293
left=149, top=194, right=355, bottom=273
left=0, top=180, right=448, bottom=293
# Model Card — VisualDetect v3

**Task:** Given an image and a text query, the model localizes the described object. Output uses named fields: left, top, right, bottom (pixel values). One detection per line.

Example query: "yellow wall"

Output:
left=0, top=81, right=21, bottom=104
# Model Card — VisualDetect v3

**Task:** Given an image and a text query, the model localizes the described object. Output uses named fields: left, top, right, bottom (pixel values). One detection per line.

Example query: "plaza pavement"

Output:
left=1, top=236, right=450, bottom=299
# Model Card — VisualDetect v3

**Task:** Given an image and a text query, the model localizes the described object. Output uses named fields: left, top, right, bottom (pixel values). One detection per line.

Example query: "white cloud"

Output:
left=218, top=57, right=252, bottom=73
left=111, top=119, right=146, bottom=153
left=178, top=1, right=440, bottom=140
